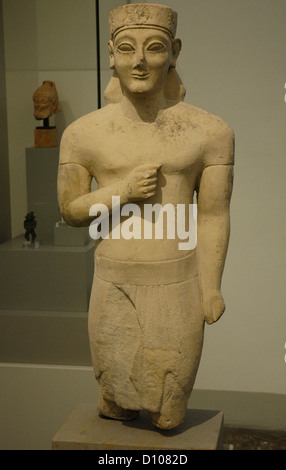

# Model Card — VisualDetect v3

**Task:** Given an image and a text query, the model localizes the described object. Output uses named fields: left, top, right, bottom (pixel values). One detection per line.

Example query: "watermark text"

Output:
left=89, top=196, right=197, bottom=250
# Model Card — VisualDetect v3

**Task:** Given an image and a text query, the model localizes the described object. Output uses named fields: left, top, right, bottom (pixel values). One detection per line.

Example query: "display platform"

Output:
left=0, top=235, right=94, bottom=312
left=25, top=146, right=61, bottom=244
left=52, top=404, right=224, bottom=450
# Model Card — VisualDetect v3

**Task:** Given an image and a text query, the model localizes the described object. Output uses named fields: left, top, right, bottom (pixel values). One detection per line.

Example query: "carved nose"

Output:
left=134, top=50, right=147, bottom=69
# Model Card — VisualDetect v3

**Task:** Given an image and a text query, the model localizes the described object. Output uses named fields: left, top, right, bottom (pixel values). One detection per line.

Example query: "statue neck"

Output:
left=120, top=91, right=169, bottom=124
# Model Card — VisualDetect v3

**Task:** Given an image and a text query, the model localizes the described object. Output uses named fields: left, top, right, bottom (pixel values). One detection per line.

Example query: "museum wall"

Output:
left=143, top=0, right=286, bottom=395
left=1, top=0, right=285, bottom=449
left=134, top=0, right=285, bottom=414
left=0, top=0, right=11, bottom=242
left=2, top=0, right=98, bottom=237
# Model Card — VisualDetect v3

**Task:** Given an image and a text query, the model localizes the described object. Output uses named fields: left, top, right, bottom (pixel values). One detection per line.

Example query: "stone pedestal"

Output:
left=54, top=221, right=90, bottom=247
left=52, top=404, right=224, bottom=450
left=25, top=147, right=61, bottom=244
left=0, top=236, right=94, bottom=312
left=34, top=127, right=58, bottom=148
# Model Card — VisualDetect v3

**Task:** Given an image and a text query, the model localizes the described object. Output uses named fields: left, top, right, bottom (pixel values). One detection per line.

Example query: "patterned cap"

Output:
left=108, top=3, right=177, bottom=39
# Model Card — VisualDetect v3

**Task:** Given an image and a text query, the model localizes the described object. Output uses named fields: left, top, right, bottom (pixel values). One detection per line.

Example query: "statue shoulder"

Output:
left=205, top=110, right=234, bottom=143
left=62, top=105, right=114, bottom=140
left=60, top=105, right=114, bottom=163
left=201, top=109, right=234, bottom=167
left=177, top=102, right=234, bottom=136
left=175, top=102, right=234, bottom=166
left=60, top=105, right=116, bottom=165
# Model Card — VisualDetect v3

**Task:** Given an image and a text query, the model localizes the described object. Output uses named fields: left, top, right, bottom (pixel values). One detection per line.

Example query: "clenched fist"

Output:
left=125, top=164, right=161, bottom=201
left=202, top=289, right=226, bottom=325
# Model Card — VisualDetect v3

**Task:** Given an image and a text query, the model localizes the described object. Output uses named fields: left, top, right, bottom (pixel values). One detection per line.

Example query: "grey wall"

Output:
left=0, top=0, right=11, bottom=242
left=131, top=0, right=286, bottom=397
left=2, top=0, right=98, bottom=237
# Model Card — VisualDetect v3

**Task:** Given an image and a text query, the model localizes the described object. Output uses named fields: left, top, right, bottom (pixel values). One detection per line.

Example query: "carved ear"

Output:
left=170, top=38, right=182, bottom=68
left=108, top=40, right=115, bottom=69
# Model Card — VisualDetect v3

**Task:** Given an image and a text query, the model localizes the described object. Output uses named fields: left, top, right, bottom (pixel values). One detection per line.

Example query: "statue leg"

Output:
left=97, top=388, right=139, bottom=421
left=88, top=276, right=141, bottom=422
left=147, top=277, right=204, bottom=430
left=147, top=371, right=194, bottom=430
left=147, top=327, right=204, bottom=431
left=148, top=375, right=188, bottom=430
left=31, top=230, right=36, bottom=243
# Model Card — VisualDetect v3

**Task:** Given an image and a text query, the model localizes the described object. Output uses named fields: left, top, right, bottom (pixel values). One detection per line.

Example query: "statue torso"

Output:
left=65, top=101, right=232, bottom=261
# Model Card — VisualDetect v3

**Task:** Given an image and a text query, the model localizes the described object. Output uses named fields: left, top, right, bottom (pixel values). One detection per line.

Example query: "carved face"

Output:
left=110, top=28, right=180, bottom=96
left=33, top=80, right=61, bottom=120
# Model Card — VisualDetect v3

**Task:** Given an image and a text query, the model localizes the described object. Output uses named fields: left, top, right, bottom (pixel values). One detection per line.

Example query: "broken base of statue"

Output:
left=52, top=403, right=224, bottom=450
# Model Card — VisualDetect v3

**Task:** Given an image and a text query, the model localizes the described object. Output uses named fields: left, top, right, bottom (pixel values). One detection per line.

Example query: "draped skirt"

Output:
left=88, top=251, right=204, bottom=424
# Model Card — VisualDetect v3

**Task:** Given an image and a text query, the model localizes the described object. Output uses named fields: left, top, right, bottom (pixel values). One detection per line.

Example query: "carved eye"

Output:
left=146, top=42, right=167, bottom=52
left=117, top=43, right=135, bottom=53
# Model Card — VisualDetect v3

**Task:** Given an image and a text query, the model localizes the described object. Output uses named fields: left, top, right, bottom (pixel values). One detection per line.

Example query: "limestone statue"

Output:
left=57, top=3, right=234, bottom=430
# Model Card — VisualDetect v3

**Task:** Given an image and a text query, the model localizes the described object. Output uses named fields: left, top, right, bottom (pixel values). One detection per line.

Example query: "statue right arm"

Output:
left=57, top=128, right=160, bottom=227
left=57, top=162, right=133, bottom=227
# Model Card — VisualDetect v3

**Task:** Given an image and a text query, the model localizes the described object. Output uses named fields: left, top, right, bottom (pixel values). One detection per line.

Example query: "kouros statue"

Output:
left=57, top=3, right=234, bottom=430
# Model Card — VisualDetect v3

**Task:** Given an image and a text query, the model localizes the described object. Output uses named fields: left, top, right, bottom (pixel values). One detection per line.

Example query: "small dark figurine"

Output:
left=24, top=211, right=37, bottom=243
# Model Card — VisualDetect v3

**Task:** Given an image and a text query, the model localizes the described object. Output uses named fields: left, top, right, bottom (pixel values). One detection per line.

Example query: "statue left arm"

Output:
left=196, top=163, right=234, bottom=324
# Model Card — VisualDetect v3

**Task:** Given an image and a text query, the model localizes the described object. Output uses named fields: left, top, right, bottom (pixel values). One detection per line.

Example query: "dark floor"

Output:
left=223, top=426, right=286, bottom=450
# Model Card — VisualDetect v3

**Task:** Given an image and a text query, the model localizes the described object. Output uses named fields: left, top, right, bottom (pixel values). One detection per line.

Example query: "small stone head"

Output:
left=33, top=80, right=61, bottom=120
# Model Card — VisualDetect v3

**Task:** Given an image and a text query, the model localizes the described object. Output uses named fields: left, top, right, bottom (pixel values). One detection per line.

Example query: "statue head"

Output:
left=104, top=3, right=185, bottom=104
left=108, top=3, right=178, bottom=41
left=25, top=211, right=36, bottom=223
left=33, top=80, right=61, bottom=120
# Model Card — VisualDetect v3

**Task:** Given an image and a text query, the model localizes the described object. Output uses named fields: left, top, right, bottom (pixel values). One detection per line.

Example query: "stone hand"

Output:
left=202, top=289, right=225, bottom=325
left=125, top=164, right=161, bottom=201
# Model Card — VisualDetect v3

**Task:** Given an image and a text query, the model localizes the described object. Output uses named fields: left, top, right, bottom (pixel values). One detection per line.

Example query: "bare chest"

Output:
left=86, top=118, right=205, bottom=183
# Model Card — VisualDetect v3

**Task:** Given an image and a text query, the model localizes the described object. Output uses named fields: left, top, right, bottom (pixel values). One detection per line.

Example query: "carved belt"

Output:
left=95, top=250, right=198, bottom=286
